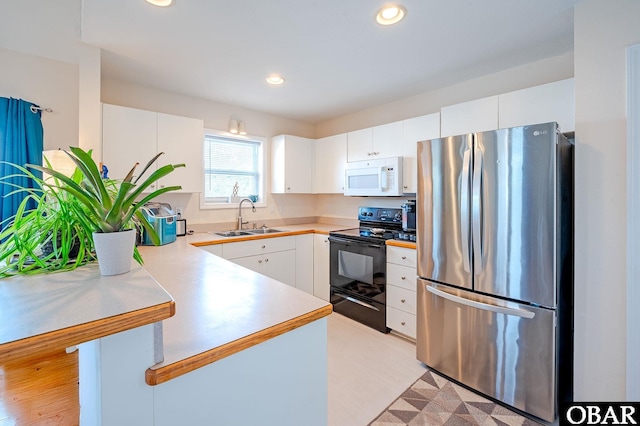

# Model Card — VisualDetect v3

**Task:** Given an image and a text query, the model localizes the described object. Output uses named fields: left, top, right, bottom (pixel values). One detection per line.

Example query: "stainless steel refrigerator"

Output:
left=416, top=122, right=573, bottom=422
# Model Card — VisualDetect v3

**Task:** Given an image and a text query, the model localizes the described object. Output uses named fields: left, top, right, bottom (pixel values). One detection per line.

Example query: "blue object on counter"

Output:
left=101, top=164, right=109, bottom=179
left=140, top=202, right=177, bottom=245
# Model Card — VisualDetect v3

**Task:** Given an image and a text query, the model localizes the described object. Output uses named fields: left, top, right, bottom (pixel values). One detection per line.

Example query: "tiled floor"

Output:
left=369, top=369, right=542, bottom=425
left=327, top=313, right=426, bottom=426
left=327, top=313, right=542, bottom=426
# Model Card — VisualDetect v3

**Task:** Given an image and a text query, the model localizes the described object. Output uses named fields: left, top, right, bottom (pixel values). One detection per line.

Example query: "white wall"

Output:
left=316, top=53, right=574, bottom=138
left=573, top=0, right=640, bottom=400
left=0, top=48, right=79, bottom=150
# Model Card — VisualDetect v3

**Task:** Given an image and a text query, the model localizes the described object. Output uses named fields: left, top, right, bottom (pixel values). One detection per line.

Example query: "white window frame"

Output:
left=199, top=129, right=266, bottom=210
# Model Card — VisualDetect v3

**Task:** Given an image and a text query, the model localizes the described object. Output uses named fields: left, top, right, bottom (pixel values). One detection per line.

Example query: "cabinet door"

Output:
left=157, top=113, right=204, bottom=192
left=372, top=121, right=403, bottom=158
left=285, top=136, right=313, bottom=193
left=347, top=127, right=373, bottom=162
left=402, top=113, right=440, bottom=193
left=102, top=104, right=157, bottom=180
left=313, top=234, right=330, bottom=301
left=314, top=134, right=347, bottom=193
left=295, top=234, right=314, bottom=294
left=229, top=254, right=264, bottom=274
left=271, top=135, right=313, bottom=193
left=264, top=249, right=296, bottom=287
left=440, top=95, right=499, bottom=137
left=498, top=78, right=575, bottom=132
left=200, top=244, right=223, bottom=257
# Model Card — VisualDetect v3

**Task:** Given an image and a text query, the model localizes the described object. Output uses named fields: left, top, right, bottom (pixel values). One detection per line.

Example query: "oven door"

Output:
left=329, top=235, right=388, bottom=332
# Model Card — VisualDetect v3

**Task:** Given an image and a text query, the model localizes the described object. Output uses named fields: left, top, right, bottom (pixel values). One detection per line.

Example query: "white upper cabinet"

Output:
left=314, top=133, right=347, bottom=193
left=347, top=121, right=403, bottom=162
left=102, top=104, right=157, bottom=180
left=346, top=127, right=372, bottom=162
left=102, top=104, right=204, bottom=193
left=401, top=113, right=440, bottom=194
left=271, top=134, right=314, bottom=193
left=440, top=95, right=499, bottom=137
left=157, top=113, right=204, bottom=193
left=498, top=78, right=575, bottom=132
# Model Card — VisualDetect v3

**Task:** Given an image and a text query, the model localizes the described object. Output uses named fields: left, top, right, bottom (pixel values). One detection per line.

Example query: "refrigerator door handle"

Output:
left=472, top=145, right=484, bottom=273
left=461, top=149, right=472, bottom=273
left=426, top=284, right=536, bottom=319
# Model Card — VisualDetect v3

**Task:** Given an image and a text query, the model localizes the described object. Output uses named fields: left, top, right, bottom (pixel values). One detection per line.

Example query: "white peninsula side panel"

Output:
left=153, top=319, right=327, bottom=426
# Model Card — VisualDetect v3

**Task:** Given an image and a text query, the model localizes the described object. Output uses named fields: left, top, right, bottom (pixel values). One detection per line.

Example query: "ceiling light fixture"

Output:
left=376, top=4, right=406, bottom=25
left=265, top=74, right=285, bottom=85
left=145, top=0, right=173, bottom=7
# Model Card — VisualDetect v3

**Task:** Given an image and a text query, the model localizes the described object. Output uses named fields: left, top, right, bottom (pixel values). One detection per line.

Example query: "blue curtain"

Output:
left=0, top=97, right=44, bottom=227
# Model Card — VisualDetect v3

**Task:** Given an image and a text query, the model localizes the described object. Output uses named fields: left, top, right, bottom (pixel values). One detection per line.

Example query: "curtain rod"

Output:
left=30, top=105, right=53, bottom=113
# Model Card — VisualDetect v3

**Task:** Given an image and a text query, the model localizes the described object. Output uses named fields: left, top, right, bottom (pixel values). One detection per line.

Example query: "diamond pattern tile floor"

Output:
left=368, top=369, right=544, bottom=426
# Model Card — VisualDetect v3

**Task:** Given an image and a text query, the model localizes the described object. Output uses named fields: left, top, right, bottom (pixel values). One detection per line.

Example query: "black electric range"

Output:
left=328, top=207, right=408, bottom=333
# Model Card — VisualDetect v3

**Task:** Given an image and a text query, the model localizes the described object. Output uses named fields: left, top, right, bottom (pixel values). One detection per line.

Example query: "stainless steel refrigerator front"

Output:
left=416, top=122, right=573, bottom=422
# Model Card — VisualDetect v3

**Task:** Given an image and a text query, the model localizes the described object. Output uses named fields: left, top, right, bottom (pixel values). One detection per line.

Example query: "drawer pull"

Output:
left=401, top=276, right=406, bottom=280
left=401, top=256, right=407, bottom=260
left=262, top=245, right=266, bottom=249
left=265, top=258, right=269, bottom=262
left=401, top=299, right=406, bottom=303
left=401, top=321, right=406, bottom=326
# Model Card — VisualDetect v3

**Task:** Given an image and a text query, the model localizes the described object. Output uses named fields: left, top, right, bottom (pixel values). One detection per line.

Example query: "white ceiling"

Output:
left=2, top=0, right=581, bottom=124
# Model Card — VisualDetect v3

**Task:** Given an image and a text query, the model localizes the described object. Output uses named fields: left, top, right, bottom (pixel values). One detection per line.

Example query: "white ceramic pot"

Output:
left=92, top=229, right=136, bottom=276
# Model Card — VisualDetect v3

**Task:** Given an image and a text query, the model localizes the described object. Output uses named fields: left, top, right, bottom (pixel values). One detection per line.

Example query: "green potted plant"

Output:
left=0, top=147, right=184, bottom=276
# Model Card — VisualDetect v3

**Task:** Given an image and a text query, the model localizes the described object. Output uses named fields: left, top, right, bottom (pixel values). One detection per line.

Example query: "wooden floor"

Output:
left=0, top=313, right=423, bottom=426
left=0, top=349, right=79, bottom=426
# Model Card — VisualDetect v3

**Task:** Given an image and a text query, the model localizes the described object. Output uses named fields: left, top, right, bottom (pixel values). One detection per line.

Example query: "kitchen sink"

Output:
left=210, top=230, right=253, bottom=237
left=247, top=228, right=284, bottom=234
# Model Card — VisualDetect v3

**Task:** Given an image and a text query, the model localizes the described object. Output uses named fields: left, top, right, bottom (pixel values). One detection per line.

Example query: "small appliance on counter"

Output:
left=176, top=216, right=187, bottom=237
left=139, top=202, right=177, bottom=245
left=399, top=200, right=417, bottom=241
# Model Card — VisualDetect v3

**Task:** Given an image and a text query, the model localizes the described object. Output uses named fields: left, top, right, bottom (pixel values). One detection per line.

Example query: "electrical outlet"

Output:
left=176, top=207, right=183, bottom=217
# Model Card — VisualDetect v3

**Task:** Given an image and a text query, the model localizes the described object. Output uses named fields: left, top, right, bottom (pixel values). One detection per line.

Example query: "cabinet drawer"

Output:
left=387, top=263, right=416, bottom=291
left=223, top=236, right=296, bottom=259
left=387, top=246, right=416, bottom=268
left=387, top=285, right=416, bottom=315
left=386, top=307, right=416, bottom=339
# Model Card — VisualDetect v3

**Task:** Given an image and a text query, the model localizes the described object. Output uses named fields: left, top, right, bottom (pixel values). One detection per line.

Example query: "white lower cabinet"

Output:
left=221, top=236, right=297, bottom=287
left=312, top=234, right=330, bottom=301
left=386, top=245, right=417, bottom=339
left=200, top=244, right=223, bottom=257
left=295, top=234, right=314, bottom=295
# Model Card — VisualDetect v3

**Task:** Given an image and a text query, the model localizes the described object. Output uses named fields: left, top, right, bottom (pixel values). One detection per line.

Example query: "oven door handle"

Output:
left=333, top=292, right=380, bottom=311
left=328, top=235, right=384, bottom=249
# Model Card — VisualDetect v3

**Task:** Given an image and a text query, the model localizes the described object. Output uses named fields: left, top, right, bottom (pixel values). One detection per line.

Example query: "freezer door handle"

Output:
left=426, top=284, right=535, bottom=319
left=472, top=145, right=484, bottom=273
left=460, top=149, right=472, bottom=273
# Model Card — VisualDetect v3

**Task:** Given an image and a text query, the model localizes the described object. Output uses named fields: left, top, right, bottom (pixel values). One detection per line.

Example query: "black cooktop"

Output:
left=330, top=206, right=405, bottom=243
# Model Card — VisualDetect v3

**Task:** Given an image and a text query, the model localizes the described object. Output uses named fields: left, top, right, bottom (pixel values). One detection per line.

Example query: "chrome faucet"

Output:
left=237, top=198, right=256, bottom=230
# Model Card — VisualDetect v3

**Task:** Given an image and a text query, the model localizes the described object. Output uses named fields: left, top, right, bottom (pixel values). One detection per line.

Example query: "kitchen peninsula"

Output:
left=0, top=233, right=332, bottom=425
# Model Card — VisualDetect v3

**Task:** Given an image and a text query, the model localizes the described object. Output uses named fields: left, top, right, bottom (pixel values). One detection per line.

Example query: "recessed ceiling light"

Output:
left=265, top=74, right=285, bottom=85
left=146, top=0, right=173, bottom=7
left=376, top=4, right=406, bottom=25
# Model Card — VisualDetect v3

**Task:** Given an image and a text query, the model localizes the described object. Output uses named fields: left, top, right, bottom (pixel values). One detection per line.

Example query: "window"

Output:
left=203, top=131, right=264, bottom=206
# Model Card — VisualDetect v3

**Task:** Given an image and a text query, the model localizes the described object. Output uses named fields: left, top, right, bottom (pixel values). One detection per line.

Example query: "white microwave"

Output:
left=344, top=156, right=403, bottom=196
